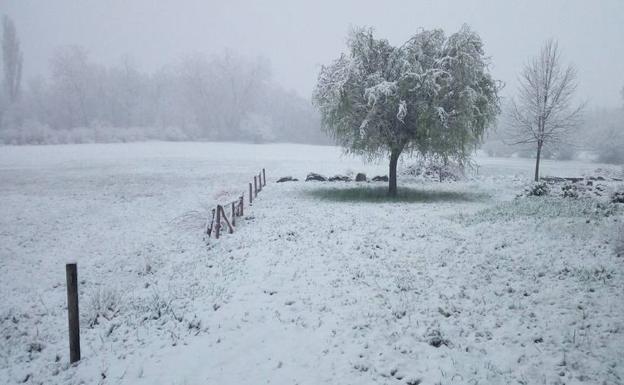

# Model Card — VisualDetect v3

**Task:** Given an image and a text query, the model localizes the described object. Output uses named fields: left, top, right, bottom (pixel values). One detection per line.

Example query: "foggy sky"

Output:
left=3, top=0, right=624, bottom=107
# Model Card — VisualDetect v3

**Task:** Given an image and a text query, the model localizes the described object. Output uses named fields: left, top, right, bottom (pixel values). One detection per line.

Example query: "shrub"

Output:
left=611, top=186, right=624, bottom=204
left=86, top=288, right=123, bottom=327
left=402, top=157, right=465, bottom=182
left=523, top=181, right=550, bottom=197
left=561, top=183, right=579, bottom=198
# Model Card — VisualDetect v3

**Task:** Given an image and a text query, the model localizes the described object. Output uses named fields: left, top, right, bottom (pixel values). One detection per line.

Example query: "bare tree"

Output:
left=48, top=46, right=101, bottom=128
left=2, top=15, right=23, bottom=103
left=508, top=40, right=583, bottom=181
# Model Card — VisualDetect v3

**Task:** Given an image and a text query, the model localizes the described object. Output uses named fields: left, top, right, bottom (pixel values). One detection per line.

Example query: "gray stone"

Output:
left=276, top=176, right=298, bottom=183
left=305, top=173, right=327, bottom=182
left=355, top=173, right=367, bottom=182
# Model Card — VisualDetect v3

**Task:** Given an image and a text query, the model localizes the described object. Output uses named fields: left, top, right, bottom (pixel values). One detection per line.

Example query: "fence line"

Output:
left=206, top=168, right=266, bottom=239
left=62, top=169, right=267, bottom=365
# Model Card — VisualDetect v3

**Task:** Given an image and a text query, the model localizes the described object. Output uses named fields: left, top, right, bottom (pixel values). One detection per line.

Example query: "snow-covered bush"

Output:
left=0, top=124, right=190, bottom=145
left=401, top=157, right=465, bottom=182
left=611, top=186, right=624, bottom=203
left=86, top=288, right=124, bottom=327
left=522, top=181, right=550, bottom=197
left=561, top=183, right=580, bottom=198
left=140, top=292, right=179, bottom=322
left=0, top=120, right=57, bottom=145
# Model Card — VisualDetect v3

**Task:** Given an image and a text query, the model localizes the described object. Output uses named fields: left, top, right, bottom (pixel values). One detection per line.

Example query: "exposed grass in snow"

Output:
left=307, top=185, right=489, bottom=203
left=463, top=196, right=620, bottom=224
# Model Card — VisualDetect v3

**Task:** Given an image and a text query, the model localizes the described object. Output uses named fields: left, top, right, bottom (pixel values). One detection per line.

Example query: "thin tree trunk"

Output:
left=388, top=149, right=401, bottom=196
left=534, top=141, right=542, bottom=182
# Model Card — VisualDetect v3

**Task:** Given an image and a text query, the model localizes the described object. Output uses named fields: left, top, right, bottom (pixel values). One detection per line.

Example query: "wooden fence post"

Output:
left=206, top=208, right=215, bottom=236
left=231, top=201, right=236, bottom=227
left=249, top=183, right=253, bottom=204
left=66, top=263, right=81, bottom=364
left=254, top=176, right=258, bottom=197
left=215, top=205, right=222, bottom=239
left=219, top=205, right=234, bottom=234
left=262, top=168, right=266, bottom=187
left=239, top=195, right=244, bottom=216
left=258, top=173, right=262, bottom=192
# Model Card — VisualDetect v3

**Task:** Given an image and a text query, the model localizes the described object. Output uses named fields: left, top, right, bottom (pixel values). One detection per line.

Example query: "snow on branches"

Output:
left=313, top=25, right=499, bottom=161
left=313, top=25, right=500, bottom=195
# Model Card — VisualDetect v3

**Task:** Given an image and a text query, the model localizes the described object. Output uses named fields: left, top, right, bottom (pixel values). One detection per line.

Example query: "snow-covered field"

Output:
left=0, top=142, right=622, bottom=385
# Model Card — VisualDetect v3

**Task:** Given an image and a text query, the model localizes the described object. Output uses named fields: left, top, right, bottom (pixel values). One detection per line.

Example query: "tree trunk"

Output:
left=388, top=149, right=401, bottom=196
left=534, top=141, right=542, bottom=182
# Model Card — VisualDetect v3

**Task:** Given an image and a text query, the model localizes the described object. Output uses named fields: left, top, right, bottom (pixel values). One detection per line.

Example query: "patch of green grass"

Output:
left=306, top=186, right=488, bottom=203
left=463, top=196, right=620, bottom=224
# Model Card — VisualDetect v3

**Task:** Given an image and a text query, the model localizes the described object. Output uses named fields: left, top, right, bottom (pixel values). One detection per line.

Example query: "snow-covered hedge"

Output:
left=0, top=123, right=189, bottom=145
left=522, top=181, right=550, bottom=197
left=401, top=158, right=466, bottom=182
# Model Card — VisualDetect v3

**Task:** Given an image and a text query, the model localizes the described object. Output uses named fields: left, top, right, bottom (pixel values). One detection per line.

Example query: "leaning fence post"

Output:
left=215, top=205, right=222, bottom=239
left=262, top=168, right=266, bottom=187
left=66, top=263, right=81, bottom=364
left=231, top=201, right=236, bottom=227
left=258, top=173, right=262, bottom=192
left=254, top=176, right=258, bottom=197
left=249, top=183, right=253, bottom=204
left=206, top=208, right=215, bottom=236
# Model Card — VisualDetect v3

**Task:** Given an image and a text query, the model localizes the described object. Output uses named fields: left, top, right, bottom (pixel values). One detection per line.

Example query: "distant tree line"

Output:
left=0, top=15, right=326, bottom=145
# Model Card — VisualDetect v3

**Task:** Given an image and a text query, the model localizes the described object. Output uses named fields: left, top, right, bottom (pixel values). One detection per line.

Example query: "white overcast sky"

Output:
left=3, top=0, right=624, bottom=107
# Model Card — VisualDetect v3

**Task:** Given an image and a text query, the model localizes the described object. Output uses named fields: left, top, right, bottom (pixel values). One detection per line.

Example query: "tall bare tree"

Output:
left=508, top=40, right=583, bottom=181
left=2, top=15, right=22, bottom=103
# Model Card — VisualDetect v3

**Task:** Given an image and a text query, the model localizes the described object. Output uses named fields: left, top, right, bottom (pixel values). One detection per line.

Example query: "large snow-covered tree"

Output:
left=313, top=25, right=500, bottom=196
left=508, top=40, right=583, bottom=181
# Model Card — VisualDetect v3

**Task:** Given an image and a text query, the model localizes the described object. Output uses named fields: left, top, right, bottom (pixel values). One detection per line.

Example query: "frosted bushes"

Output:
left=401, top=158, right=466, bottom=182
left=522, top=181, right=550, bottom=197
left=0, top=124, right=189, bottom=145
left=86, top=288, right=124, bottom=328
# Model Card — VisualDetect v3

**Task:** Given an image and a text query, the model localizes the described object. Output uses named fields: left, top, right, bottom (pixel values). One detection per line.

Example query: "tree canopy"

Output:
left=313, top=25, right=500, bottom=195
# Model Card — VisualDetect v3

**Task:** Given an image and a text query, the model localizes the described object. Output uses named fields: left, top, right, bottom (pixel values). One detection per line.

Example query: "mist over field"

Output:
left=1, top=0, right=623, bottom=161
left=0, top=1, right=623, bottom=385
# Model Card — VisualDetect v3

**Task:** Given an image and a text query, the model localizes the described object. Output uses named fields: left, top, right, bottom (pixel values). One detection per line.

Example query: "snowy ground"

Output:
left=0, top=142, right=622, bottom=385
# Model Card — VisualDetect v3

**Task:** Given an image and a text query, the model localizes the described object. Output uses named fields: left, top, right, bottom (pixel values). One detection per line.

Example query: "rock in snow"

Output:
left=355, top=173, right=367, bottom=182
left=305, top=172, right=327, bottom=182
left=276, top=176, right=298, bottom=183
left=372, top=175, right=389, bottom=182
